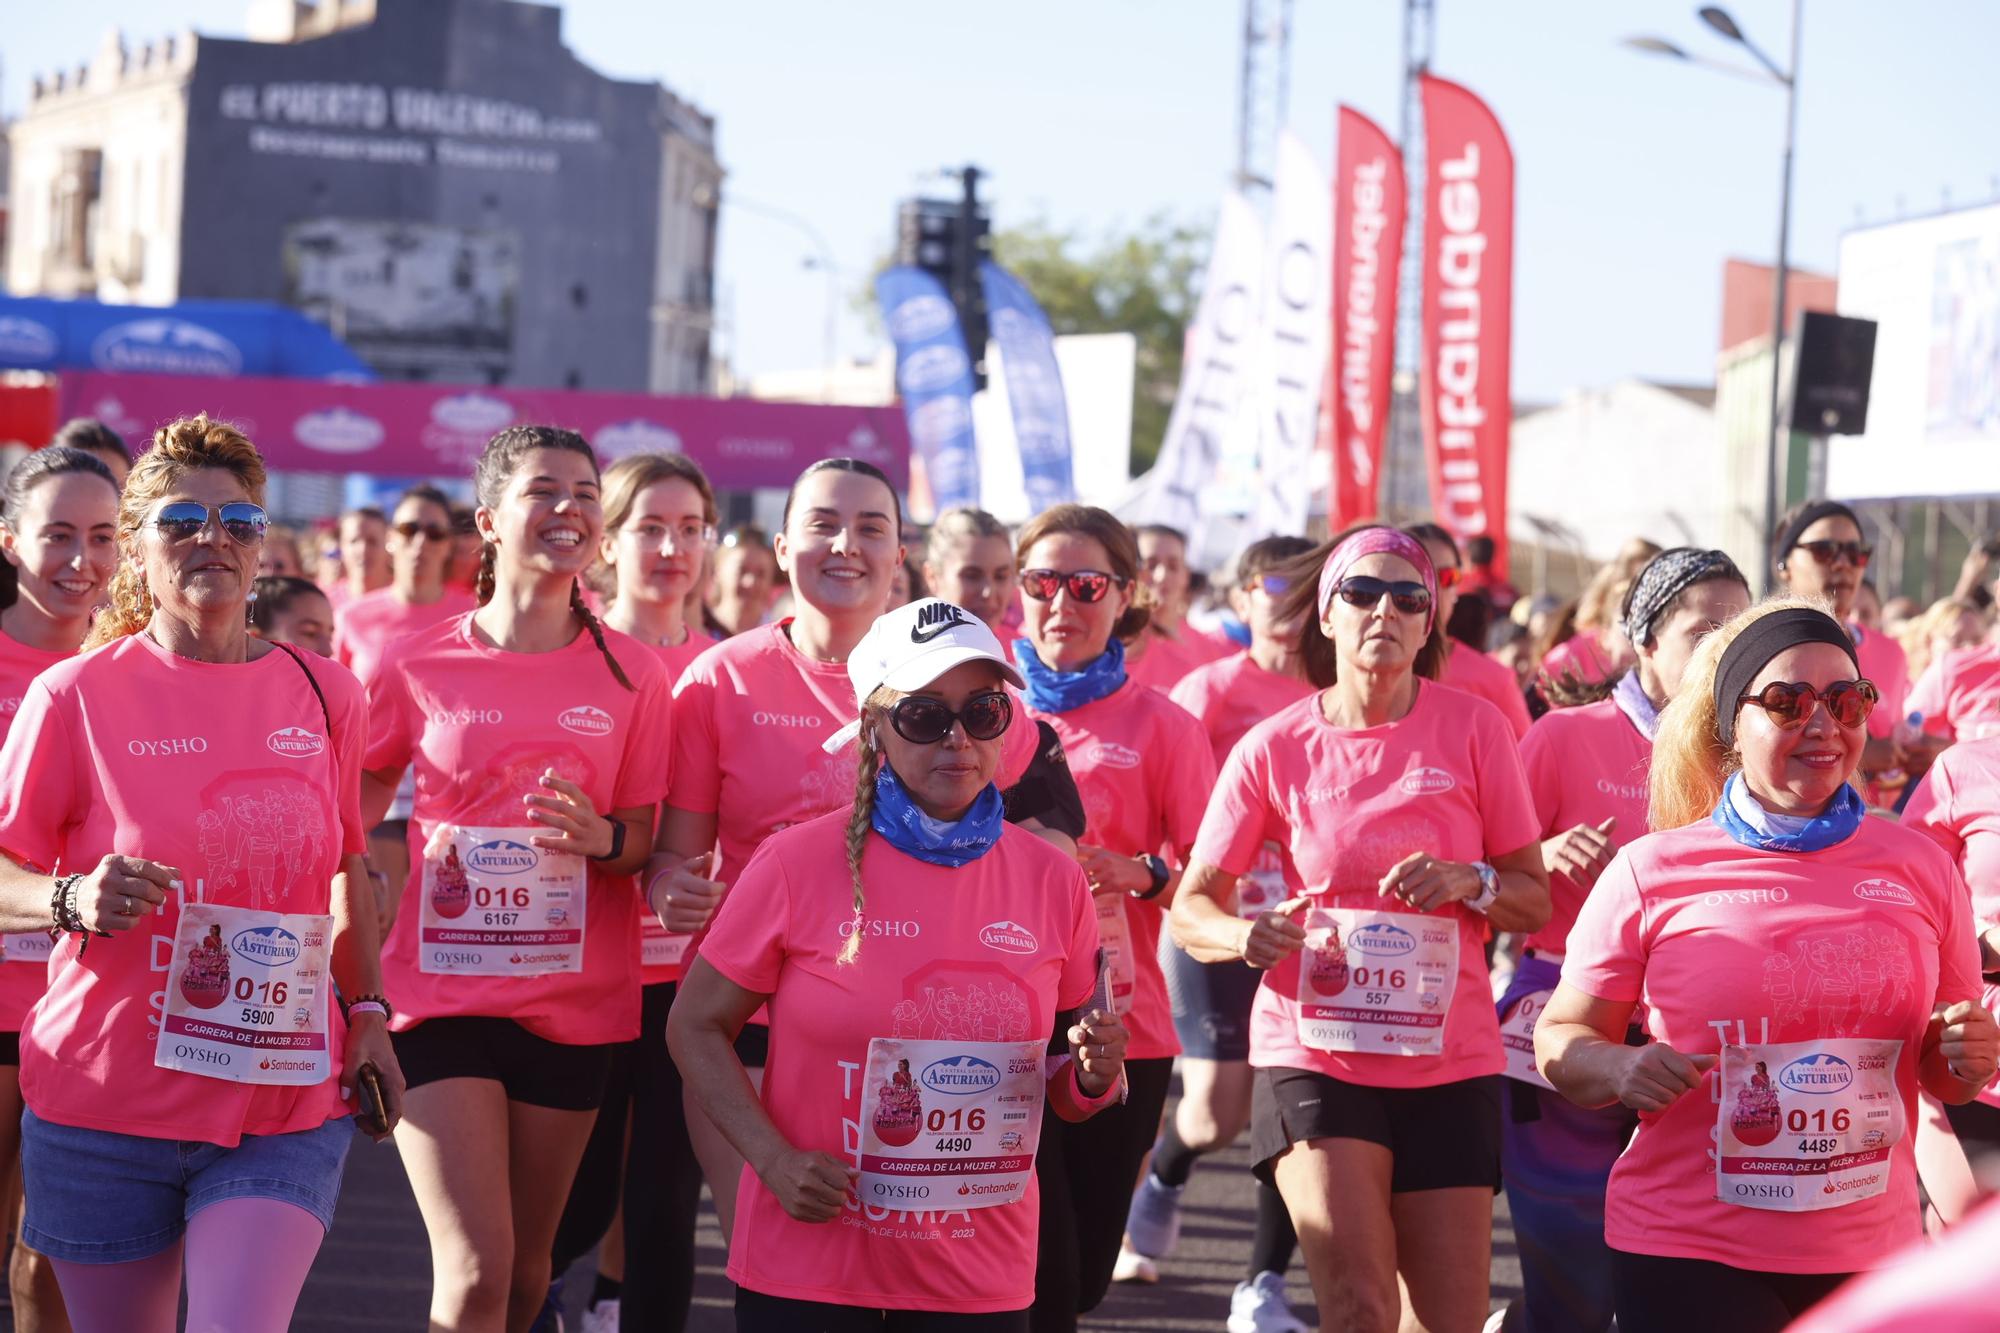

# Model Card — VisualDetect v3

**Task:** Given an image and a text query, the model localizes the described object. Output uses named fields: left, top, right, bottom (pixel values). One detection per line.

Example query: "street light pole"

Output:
left=699, top=186, right=843, bottom=402
left=1759, top=0, right=1803, bottom=593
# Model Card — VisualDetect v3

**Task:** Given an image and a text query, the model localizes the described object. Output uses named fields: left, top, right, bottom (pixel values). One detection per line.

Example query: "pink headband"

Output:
left=1316, top=527, right=1439, bottom=635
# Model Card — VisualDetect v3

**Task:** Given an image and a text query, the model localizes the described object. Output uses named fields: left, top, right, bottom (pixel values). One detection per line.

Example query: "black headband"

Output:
left=1713, top=607, right=1858, bottom=747
left=1773, top=500, right=1862, bottom=569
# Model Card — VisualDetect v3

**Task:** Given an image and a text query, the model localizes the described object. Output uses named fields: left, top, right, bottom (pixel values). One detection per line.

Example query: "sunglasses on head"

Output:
left=1019, top=568, right=1128, bottom=604
left=393, top=520, right=452, bottom=542
left=1735, top=678, right=1879, bottom=731
left=1333, top=576, right=1432, bottom=617
left=150, top=501, right=268, bottom=547
left=888, top=691, right=1013, bottom=745
left=1791, top=539, right=1872, bottom=569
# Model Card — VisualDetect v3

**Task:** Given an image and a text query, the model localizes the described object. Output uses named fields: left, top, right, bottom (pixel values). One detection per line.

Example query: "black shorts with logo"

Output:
left=1250, top=1066, right=1502, bottom=1192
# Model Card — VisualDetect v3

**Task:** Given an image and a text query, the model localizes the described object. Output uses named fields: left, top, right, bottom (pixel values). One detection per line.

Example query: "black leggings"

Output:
left=1944, top=1095, right=2000, bottom=1157
left=1611, top=1249, right=1850, bottom=1333
left=1028, top=1055, right=1175, bottom=1333
left=551, top=981, right=704, bottom=1331
left=736, top=1288, right=1028, bottom=1332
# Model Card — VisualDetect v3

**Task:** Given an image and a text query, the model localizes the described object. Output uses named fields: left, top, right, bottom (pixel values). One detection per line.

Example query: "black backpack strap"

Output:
left=272, top=641, right=333, bottom=736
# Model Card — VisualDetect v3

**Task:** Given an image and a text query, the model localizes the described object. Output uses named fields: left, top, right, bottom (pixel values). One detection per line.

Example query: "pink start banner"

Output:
left=57, top=371, right=910, bottom=490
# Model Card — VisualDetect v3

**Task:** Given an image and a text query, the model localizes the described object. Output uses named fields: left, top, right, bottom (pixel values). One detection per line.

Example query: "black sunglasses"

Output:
left=393, top=521, right=453, bottom=542
left=889, top=692, right=1013, bottom=745
left=1333, top=575, right=1432, bottom=617
left=1790, top=539, right=1873, bottom=569
left=1735, top=679, right=1879, bottom=731
left=1019, top=568, right=1128, bottom=604
left=150, top=501, right=268, bottom=547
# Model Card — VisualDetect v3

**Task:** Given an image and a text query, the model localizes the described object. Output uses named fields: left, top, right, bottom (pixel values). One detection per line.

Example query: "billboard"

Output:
left=1826, top=202, right=2000, bottom=499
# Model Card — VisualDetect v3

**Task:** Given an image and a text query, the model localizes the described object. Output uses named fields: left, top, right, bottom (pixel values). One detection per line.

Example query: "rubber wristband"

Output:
left=1068, top=1058, right=1127, bottom=1111
left=347, top=1000, right=389, bottom=1020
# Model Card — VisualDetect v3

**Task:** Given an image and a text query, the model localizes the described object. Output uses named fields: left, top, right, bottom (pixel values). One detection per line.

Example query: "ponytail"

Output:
left=474, top=542, right=497, bottom=606
left=839, top=689, right=893, bottom=966
left=569, top=580, right=635, bottom=692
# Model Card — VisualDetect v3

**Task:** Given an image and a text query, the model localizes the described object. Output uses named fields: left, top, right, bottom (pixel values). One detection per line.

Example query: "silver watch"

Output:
left=1467, top=861, right=1501, bottom=914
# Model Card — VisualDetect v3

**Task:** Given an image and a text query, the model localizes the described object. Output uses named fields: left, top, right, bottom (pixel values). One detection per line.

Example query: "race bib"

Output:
left=857, top=1037, right=1045, bottom=1213
left=641, top=915, right=689, bottom=972
left=1717, top=1038, right=1904, bottom=1212
left=156, top=903, right=332, bottom=1086
left=1, top=932, right=51, bottom=966
left=419, top=825, right=585, bottom=976
left=1095, top=896, right=1135, bottom=1016
left=1235, top=843, right=1288, bottom=921
left=1296, top=907, right=1457, bottom=1056
left=1499, top=989, right=1554, bottom=1089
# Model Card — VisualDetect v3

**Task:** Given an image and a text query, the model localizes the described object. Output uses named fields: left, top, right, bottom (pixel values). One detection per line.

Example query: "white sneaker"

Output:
left=1481, top=1308, right=1510, bottom=1333
left=1228, top=1271, right=1307, bottom=1333
left=1111, top=1244, right=1159, bottom=1284
left=1122, top=1172, right=1186, bottom=1258
left=580, top=1299, right=619, bottom=1333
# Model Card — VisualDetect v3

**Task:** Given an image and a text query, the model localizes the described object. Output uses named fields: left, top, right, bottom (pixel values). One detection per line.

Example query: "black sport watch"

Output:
left=1132, top=853, right=1171, bottom=901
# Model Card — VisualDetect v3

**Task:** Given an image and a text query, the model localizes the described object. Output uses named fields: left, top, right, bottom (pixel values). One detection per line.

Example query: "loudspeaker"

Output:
left=1791, top=311, right=1877, bottom=436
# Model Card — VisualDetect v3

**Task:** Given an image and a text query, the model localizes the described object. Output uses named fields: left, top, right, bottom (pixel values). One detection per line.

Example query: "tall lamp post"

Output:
left=1627, top=2, right=1802, bottom=591
left=697, top=185, right=842, bottom=403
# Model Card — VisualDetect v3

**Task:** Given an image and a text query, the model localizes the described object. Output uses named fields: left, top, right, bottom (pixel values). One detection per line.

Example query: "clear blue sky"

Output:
left=8, top=1, right=1998, bottom=400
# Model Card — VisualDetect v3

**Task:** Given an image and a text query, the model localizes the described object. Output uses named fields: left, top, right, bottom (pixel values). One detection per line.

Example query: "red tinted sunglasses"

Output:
left=1020, top=568, right=1128, bottom=604
left=1734, top=679, right=1879, bottom=731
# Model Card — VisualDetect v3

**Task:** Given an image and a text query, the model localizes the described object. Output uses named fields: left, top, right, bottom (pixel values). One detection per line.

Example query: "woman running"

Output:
left=1171, top=524, right=1550, bottom=1333
left=547, top=450, right=721, bottom=1333
left=1010, top=504, right=1216, bottom=1330
left=0, top=415, right=401, bottom=1332
left=0, top=446, right=120, bottom=1328
left=1499, top=548, right=1749, bottom=1333
left=1536, top=599, right=1998, bottom=1333
left=362, top=426, right=674, bottom=1332
left=1124, top=524, right=1233, bottom=694
left=669, top=596, right=1128, bottom=1331
left=1117, top=535, right=1314, bottom=1331
left=1407, top=523, right=1533, bottom=740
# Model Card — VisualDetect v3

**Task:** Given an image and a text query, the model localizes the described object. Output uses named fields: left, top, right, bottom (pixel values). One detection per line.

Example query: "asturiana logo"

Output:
left=1350, top=923, right=1417, bottom=957
left=921, top=1054, right=1001, bottom=1097
left=1780, top=1052, right=1854, bottom=1095
left=558, top=705, right=614, bottom=737
left=232, top=925, right=302, bottom=968
left=979, top=921, right=1038, bottom=955
left=0, top=316, right=59, bottom=363
left=1853, top=878, right=1916, bottom=907
left=1086, top=742, right=1141, bottom=769
left=468, top=840, right=539, bottom=875
left=596, top=419, right=683, bottom=459
left=90, top=318, right=243, bottom=376
left=1400, top=766, right=1456, bottom=796
left=888, top=294, right=957, bottom=342
left=899, top=344, right=970, bottom=394
left=294, top=407, right=386, bottom=454
left=267, top=726, right=326, bottom=758
left=430, top=392, right=515, bottom=435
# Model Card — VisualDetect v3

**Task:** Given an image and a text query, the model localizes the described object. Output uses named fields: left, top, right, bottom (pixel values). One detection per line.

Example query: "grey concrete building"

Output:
left=7, top=0, right=719, bottom=393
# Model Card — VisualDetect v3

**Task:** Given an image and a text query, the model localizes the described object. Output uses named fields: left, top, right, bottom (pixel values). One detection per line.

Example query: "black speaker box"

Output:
left=1791, top=311, right=1877, bottom=436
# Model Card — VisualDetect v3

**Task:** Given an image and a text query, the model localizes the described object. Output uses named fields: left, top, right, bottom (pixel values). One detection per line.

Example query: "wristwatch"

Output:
left=1132, top=854, right=1171, bottom=901
left=1467, top=861, right=1501, bottom=914
left=591, top=818, right=627, bottom=863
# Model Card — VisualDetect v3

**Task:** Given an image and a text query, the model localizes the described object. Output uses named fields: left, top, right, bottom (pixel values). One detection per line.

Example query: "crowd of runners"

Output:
left=0, top=413, right=1990, bottom=1332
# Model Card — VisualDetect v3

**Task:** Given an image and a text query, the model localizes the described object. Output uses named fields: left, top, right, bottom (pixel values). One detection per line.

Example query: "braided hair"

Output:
left=838, top=686, right=896, bottom=967
left=472, top=425, right=633, bottom=691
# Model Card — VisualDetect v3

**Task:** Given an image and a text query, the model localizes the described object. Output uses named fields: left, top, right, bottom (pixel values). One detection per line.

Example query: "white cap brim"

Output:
left=819, top=644, right=1025, bottom=753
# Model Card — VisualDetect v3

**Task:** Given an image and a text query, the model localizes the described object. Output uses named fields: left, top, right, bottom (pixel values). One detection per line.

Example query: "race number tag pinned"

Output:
left=857, top=1036, right=1045, bottom=1212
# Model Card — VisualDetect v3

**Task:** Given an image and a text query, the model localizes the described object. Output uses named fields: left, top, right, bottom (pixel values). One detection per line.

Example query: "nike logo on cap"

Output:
left=911, top=602, right=974, bottom=643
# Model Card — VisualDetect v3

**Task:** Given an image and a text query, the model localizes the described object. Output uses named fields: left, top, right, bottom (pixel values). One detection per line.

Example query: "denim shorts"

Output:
left=20, top=1109, right=354, bottom=1263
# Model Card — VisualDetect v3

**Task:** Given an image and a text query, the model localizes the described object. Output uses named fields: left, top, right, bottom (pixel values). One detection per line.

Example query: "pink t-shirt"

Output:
left=1901, top=737, right=2000, bottom=1112
left=1169, top=651, right=1315, bottom=771
left=1192, top=683, right=1541, bottom=1086
left=1518, top=698, right=1652, bottom=957
left=364, top=613, right=674, bottom=1045
left=0, top=635, right=367, bottom=1145
left=1907, top=644, right=2000, bottom=742
left=1539, top=633, right=1619, bottom=689
left=1785, top=1191, right=2000, bottom=1332
left=702, top=811, right=1098, bottom=1313
left=1123, top=630, right=1206, bottom=697
left=1851, top=623, right=1909, bottom=742
left=334, top=586, right=477, bottom=686
left=1562, top=816, right=1981, bottom=1273
left=640, top=631, right=719, bottom=986
left=0, top=630, right=74, bottom=1032
left=1024, top=680, right=1214, bottom=1062
left=1445, top=639, right=1532, bottom=740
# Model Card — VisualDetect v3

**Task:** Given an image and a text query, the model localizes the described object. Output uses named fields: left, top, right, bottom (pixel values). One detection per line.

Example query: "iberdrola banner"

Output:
left=1418, top=74, right=1514, bottom=576
left=877, top=266, right=981, bottom=509
left=1251, top=130, right=1333, bottom=540
left=978, top=260, right=1075, bottom=513
left=1329, top=105, right=1406, bottom=531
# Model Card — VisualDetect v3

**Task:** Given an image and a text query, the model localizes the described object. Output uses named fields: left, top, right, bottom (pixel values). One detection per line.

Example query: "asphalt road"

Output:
left=295, top=1093, right=1523, bottom=1332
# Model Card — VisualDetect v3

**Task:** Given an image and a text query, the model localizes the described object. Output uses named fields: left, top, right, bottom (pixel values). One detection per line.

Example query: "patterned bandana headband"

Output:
left=1315, top=527, right=1439, bottom=637
left=1621, top=547, right=1746, bottom=649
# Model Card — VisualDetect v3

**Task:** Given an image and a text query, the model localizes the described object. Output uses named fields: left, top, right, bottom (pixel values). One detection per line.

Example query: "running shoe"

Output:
left=527, top=1273, right=566, bottom=1333
left=1110, top=1243, right=1159, bottom=1284
left=1122, top=1172, right=1185, bottom=1258
left=1227, top=1270, right=1308, bottom=1333
left=579, top=1298, right=620, bottom=1333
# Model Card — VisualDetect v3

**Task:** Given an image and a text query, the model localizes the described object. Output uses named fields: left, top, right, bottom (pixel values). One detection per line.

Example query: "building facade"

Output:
left=6, top=0, right=719, bottom=394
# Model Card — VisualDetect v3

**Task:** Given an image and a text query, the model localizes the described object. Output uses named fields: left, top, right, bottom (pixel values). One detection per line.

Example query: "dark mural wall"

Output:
left=180, top=0, right=665, bottom=391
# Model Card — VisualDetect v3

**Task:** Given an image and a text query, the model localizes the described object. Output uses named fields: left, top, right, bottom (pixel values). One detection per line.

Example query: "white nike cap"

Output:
left=821, top=598, right=1026, bottom=753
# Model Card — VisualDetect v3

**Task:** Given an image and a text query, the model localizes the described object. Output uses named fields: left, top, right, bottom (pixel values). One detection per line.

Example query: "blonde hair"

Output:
left=86, top=414, right=268, bottom=650
left=838, top=685, right=896, bottom=966
left=588, top=452, right=717, bottom=601
left=1649, top=595, right=1845, bottom=831
left=1895, top=596, right=1986, bottom=681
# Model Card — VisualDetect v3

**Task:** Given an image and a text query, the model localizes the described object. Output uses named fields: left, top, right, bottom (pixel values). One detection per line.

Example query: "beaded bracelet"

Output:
left=48, top=873, right=101, bottom=956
